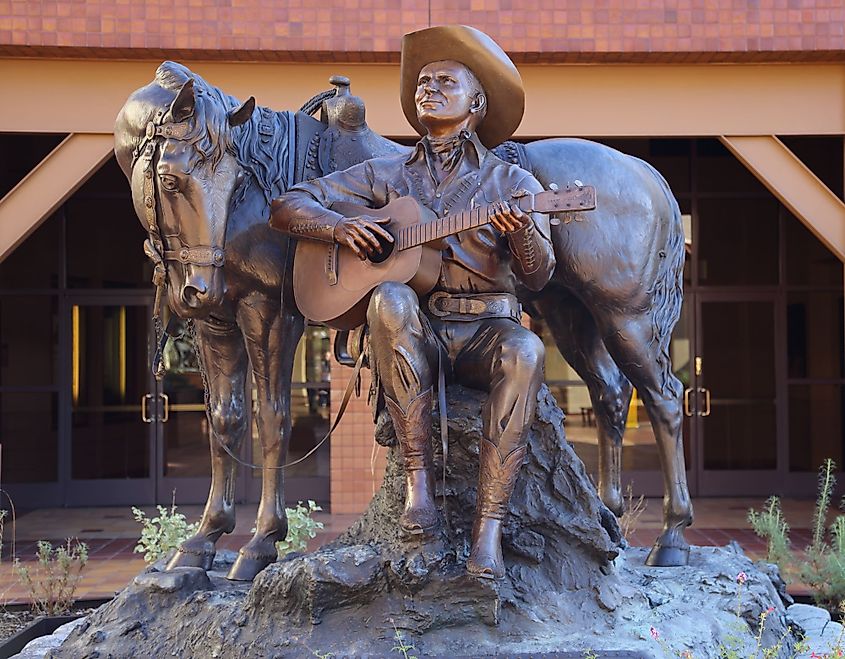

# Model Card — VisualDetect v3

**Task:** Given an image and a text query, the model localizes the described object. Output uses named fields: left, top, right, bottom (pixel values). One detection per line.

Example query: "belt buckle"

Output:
left=428, top=291, right=450, bottom=317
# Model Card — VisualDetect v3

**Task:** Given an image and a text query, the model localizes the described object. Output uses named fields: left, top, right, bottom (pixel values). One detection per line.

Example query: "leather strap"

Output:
left=163, top=245, right=225, bottom=267
left=427, top=291, right=521, bottom=323
left=438, top=347, right=448, bottom=509
left=132, top=107, right=227, bottom=380
left=209, top=348, right=366, bottom=470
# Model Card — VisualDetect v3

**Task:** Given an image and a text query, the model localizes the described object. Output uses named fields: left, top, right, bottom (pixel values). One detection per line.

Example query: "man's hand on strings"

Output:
left=334, top=216, right=394, bottom=260
left=490, top=200, right=530, bottom=234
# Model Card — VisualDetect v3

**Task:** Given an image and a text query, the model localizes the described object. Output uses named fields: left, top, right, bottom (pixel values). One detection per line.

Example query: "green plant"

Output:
left=747, top=496, right=792, bottom=571
left=798, top=459, right=845, bottom=609
left=645, top=573, right=808, bottom=659
left=13, top=539, right=88, bottom=616
left=132, top=498, right=199, bottom=564
left=275, top=500, right=324, bottom=558
left=390, top=619, right=418, bottom=659
left=747, top=459, right=845, bottom=611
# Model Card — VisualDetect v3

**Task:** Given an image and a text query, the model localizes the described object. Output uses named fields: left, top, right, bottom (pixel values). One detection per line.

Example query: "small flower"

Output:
left=766, top=606, right=775, bottom=613
left=650, top=626, right=660, bottom=641
left=810, top=652, right=822, bottom=659
left=736, top=571, right=748, bottom=584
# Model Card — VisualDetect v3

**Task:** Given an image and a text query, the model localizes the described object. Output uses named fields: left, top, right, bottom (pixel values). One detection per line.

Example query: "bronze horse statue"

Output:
left=114, top=61, right=690, bottom=581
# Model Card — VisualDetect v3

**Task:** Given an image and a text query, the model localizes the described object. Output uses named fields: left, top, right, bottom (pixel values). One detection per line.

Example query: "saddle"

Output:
left=292, top=76, right=409, bottom=367
left=292, top=75, right=409, bottom=185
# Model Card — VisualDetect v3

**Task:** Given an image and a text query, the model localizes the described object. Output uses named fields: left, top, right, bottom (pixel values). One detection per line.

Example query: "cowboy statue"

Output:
left=270, top=25, right=554, bottom=580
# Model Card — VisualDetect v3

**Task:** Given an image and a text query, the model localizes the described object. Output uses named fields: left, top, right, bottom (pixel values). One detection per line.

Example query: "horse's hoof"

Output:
left=167, top=545, right=215, bottom=572
left=226, top=551, right=276, bottom=581
left=645, top=543, right=690, bottom=567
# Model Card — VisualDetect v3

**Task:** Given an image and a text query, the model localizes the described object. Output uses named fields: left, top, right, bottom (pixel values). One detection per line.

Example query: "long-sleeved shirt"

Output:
left=270, top=131, right=555, bottom=295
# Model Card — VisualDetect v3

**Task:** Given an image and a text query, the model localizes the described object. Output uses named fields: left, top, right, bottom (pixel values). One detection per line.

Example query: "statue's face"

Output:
left=415, top=60, right=482, bottom=132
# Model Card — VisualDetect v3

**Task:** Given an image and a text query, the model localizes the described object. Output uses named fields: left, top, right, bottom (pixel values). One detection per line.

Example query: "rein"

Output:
left=131, top=107, right=227, bottom=380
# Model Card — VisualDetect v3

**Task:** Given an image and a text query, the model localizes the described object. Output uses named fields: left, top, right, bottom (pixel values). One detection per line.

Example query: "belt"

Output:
left=426, top=291, right=521, bottom=323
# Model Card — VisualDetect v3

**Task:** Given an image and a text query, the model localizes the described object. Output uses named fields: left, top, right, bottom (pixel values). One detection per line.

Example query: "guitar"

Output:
left=293, top=184, right=596, bottom=329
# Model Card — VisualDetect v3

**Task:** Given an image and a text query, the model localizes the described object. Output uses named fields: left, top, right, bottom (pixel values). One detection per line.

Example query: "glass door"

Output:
left=246, top=324, right=332, bottom=504
left=691, top=292, right=782, bottom=495
left=65, top=295, right=157, bottom=505
left=156, top=316, right=247, bottom=504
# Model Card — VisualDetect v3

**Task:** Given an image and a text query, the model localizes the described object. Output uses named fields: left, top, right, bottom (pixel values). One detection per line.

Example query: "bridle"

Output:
left=131, top=105, right=228, bottom=380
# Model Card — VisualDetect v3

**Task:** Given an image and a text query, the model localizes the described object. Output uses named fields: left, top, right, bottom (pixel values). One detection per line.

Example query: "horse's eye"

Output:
left=159, top=175, right=179, bottom=192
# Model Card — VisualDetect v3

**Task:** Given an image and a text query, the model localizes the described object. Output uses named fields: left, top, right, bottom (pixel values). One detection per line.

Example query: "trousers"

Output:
left=367, top=281, right=545, bottom=455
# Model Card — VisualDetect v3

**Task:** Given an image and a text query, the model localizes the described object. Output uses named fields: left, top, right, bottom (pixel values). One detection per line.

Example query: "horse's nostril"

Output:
left=182, top=285, right=207, bottom=307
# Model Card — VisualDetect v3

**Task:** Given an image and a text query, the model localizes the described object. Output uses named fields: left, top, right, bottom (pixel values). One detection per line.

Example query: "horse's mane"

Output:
left=153, top=62, right=235, bottom=176
left=144, top=62, right=292, bottom=203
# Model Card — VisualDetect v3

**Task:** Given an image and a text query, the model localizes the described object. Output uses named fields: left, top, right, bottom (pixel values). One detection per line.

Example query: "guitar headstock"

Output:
left=527, top=183, right=597, bottom=216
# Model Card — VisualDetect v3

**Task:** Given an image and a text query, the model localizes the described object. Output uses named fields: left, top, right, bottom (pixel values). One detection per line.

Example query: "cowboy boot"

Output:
left=467, top=437, right=528, bottom=580
left=384, top=388, right=439, bottom=536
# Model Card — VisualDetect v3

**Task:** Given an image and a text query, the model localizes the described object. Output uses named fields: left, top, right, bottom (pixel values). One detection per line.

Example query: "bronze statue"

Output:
left=272, top=26, right=563, bottom=580
left=274, top=25, right=691, bottom=570
left=114, top=62, right=404, bottom=582
left=115, top=63, right=304, bottom=583
left=114, top=26, right=691, bottom=583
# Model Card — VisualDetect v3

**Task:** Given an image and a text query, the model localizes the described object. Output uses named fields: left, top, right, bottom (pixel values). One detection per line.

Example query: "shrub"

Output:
left=747, top=495, right=792, bottom=572
left=132, top=501, right=199, bottom=564
left=748, top=458, right=845, bottom=611
left=798, top=459, right=845, bottom=609
left=619, top=483, right=647, bottom=541
left=14, top=539, right=88, bottom=616
left=275, top=501, right=324, bottom=558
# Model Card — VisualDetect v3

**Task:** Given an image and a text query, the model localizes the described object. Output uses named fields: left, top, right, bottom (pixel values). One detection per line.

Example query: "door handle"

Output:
left=683, top=388, right=693, bottom=417
left=159, top=393, right=170, bottom=423
left=141, top=394, right=154, bottom=423
left=697, top=387, right=711, bottom=417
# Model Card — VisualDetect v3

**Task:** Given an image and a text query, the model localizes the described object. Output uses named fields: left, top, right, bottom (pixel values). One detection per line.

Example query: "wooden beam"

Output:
left=720, top=135, right=845, bottom=262
left=0, top=133, right=114, bottom=262
left=0, top=59, right=843, bottom=137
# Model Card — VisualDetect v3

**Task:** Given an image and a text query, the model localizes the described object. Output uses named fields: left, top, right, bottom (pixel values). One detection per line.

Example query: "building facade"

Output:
left=1, top=1, right=843, bottom=513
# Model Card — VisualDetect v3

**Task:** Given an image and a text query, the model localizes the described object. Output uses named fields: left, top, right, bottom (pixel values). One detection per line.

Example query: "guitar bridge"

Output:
left=326, top=244, right=338, bottom=286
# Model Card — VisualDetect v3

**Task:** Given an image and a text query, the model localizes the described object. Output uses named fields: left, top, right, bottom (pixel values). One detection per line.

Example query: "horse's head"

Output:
left=115, top=62, right=255, bottom=318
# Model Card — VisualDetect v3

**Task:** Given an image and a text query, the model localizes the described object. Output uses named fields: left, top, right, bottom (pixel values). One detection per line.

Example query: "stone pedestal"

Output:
left=51, top=386, right=796, bottom=658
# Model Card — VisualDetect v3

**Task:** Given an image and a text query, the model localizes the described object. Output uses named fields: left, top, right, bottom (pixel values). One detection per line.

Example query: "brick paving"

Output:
left=0, top=499, right=822, bottom=605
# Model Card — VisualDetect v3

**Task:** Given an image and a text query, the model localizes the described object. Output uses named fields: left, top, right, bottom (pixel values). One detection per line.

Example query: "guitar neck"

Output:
left=395, top=197, right=528, bottom=251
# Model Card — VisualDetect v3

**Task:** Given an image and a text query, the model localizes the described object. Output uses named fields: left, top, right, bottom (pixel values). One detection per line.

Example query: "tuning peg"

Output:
left=550, top=216, right=561, bottom=226
left=574, top=179, right=584, bottom=188
left=548, top=183, right=559, bottom=192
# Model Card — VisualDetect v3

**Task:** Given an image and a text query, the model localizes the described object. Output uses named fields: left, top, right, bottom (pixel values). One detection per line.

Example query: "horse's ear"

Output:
left=169, top=79, right=196, bottom=122
left=228, top=96, right=255, bottom=127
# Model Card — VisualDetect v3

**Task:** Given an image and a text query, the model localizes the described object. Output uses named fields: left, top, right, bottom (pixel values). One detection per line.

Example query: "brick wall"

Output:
left=328, top=341, right=385, bottom=514
left=1, top=0, right=843, bottom=63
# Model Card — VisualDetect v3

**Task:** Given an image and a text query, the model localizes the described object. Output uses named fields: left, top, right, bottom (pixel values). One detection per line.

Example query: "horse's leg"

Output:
left=167, top=318, right=248, bottom=571
left=600, top=312, right=693, bottom=567
left=227, top=293, right=304, bottom=582
left=532, top=293, right=632, bottom=517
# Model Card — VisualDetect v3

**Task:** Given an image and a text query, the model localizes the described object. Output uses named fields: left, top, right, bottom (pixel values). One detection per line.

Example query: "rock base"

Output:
left=50, top=386, right=797, bottom=657
left=49, top=546, right=798, bottom=658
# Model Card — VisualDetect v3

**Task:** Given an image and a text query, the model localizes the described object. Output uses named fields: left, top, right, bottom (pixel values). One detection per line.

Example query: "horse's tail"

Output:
left=640, top=159, right=685, bottom=398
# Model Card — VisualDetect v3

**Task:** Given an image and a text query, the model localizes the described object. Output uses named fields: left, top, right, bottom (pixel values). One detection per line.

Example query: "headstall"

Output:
left=131, top=106, right=227, bottom=379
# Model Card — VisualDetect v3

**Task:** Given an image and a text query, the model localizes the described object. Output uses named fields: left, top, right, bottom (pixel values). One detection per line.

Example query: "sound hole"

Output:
left=367, top=233, right=395, bottom=264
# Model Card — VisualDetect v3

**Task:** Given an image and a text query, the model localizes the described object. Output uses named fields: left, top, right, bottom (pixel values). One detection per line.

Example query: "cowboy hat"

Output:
left=400, top=25, right=524, bottom=148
